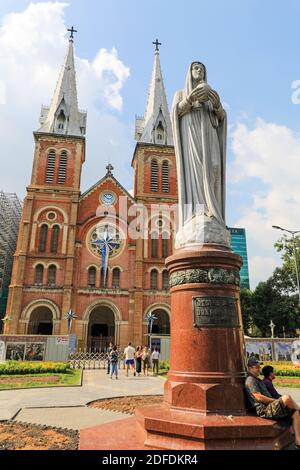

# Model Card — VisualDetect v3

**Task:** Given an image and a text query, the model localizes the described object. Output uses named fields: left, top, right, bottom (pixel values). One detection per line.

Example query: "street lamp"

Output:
left=145, top=312, right=157, bottom=350
left=272, top=225, right=300, bottom=305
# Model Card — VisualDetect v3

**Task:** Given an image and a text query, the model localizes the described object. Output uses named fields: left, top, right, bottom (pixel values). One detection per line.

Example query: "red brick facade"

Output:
left=5, top=133, right=177, bottom=349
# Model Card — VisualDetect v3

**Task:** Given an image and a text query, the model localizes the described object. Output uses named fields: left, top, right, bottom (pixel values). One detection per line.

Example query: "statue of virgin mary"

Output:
left=172, top=62, right=230, bottom=247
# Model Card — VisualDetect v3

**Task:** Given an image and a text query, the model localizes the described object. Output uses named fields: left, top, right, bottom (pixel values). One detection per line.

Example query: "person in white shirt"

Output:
left=124, top=342, right=136, bottom=377
left=151, top=348, right=160, bottom=376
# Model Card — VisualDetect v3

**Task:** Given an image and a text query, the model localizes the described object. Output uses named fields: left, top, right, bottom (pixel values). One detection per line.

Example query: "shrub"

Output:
left=0, top=361, right=70, bottom=376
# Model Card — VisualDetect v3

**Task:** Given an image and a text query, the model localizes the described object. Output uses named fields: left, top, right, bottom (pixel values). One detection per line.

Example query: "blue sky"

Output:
left=1, top=0, right=300, bottom=287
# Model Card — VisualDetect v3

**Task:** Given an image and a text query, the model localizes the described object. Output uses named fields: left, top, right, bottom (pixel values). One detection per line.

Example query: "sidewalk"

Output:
left=0, top=369, right=164, bottom=422
left=1, top=371, right=299, bottom=431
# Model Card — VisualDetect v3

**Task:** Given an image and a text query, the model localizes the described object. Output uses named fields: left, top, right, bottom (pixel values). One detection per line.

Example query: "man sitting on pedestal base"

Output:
left=245, top=357, right=300, bottom=450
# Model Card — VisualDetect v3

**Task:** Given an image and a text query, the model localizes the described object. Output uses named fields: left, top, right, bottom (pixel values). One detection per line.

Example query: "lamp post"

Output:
left=64, top=310, right=77, bottom=352
left=272, top=225, right=300, bottom=305
left=145, top=312, right=157, bottom=350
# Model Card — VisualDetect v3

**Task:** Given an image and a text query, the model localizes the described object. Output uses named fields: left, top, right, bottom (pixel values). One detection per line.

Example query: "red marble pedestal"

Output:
left=80, top=244, right=293, bottom=450
left=136, top=244, right=293, bottom=450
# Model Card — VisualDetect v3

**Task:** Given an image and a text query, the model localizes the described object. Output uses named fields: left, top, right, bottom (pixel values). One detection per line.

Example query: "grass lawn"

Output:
left=0, top=369, right=82, bottom=390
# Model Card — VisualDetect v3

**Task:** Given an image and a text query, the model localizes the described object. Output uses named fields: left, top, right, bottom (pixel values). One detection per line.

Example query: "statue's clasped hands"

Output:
left=187, top=84, right=221, bottom=109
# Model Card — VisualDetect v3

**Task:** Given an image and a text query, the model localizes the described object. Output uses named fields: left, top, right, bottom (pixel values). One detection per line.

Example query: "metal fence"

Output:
left=68, top=350, right=126, bottom=369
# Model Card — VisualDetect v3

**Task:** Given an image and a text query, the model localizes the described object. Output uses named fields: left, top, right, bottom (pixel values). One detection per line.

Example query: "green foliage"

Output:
left=240, top=279, right=300, bottom=337
left=159, top=361, right=170, bottom=373
left=0, top=361, right=70, bottom=375
left=240, top=288, right=253, bottom=333
left=273, top=234, right=300, bottom=295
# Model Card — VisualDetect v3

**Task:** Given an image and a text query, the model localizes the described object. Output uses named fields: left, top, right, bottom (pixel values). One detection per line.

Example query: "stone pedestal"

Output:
left=136, top=244, right=293, bottom=450
left=80, top=244, right=293, bottom=450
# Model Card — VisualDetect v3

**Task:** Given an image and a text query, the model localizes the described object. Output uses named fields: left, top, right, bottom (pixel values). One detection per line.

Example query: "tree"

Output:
left=273, top=234, right=300, bottom=295
left=251, top=279, right=299, bottom=337
left=240, top=288, right=253, bottom=334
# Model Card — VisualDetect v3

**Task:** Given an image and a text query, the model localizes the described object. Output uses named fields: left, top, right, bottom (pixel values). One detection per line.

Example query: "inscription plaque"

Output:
left=193, top=296, right=239, bottom=328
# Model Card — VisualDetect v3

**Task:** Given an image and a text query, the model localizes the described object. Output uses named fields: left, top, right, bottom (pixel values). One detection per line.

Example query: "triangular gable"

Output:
left=80, top=174, right=135, bottom=203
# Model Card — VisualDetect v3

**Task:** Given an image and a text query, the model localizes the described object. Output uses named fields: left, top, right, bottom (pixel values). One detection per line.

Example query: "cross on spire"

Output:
left=152, top=39, right=162, bottom=52
left=106, top=163, right=114, bottom=176
left=68, top=26, right=78, bottom=39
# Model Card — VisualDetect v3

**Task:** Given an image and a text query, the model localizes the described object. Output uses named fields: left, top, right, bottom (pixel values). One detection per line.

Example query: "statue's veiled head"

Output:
left=185, top=61, right=207, bottom=95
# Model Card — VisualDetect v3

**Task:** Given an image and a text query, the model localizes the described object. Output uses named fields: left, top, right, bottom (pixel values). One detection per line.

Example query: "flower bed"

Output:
left=261, top=362, right=300, bottom=377
left=0, top=361, right=70, bottom=375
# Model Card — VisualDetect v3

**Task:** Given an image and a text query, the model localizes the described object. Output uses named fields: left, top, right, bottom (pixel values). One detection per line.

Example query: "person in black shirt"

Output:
left=245, top=357, right=300, bottom=449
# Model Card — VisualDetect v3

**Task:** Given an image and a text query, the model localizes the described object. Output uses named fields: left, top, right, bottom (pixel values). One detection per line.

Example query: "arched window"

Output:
left=151, top=231, right=159, bottom=258
left=88, top=267, right=96, bottom=288
left=156, top=121, right=165, bottom=143
left=45, top=150, right=56, bottom=184
left=56, top=109, right=66, bottom=132
left=48, top=265, right=57, bottom=286
left=51, top=225, right=60, bottom=254
left=35, top=265, right=44, bottom=285
left=39, top=225, right=48, bottom=252
left=150, top=269, right=158, bottom=290
left=58, top=150, right=68, bottom=184
left=162, top=160, right=169, bottom=192
left=151, top=159, right=158, bottom=192
left=162, top=270, right=169, bottom=290
left=162, top=232, right=169, bottom=258
left=112, top=268, right=121, bottom=288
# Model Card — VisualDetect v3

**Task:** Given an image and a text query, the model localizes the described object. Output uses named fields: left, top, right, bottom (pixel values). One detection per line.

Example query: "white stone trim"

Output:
left=82, top=299, right=123, bottom=323
left=21, top=298, right=61, bottom=321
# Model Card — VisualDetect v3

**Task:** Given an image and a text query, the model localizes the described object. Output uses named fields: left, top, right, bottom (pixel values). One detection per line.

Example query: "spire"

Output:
left=135, top=41, right=173, bottom=146
left=38, top=31, right=87, bottom=137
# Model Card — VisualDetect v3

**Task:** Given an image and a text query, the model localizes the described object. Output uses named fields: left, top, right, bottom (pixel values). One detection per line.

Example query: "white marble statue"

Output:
left=172, top=61, right=230, bottom=247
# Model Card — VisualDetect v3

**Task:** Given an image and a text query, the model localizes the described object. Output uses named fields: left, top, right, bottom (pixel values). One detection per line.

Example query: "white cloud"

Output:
left=0, top=2, right=132, bottom=197
left=230, top=118, right=300, bottom=288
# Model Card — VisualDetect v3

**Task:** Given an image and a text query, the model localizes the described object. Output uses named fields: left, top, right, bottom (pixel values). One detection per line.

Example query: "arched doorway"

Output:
left=87, top=305, right=115, bottom=351
left=151, top=309, right=170, bottom=335
left=27, top=306, right=53, bottom=335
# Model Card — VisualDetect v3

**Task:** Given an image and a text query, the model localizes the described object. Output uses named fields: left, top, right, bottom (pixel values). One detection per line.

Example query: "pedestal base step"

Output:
left=79, top=406, right=294, bottom=450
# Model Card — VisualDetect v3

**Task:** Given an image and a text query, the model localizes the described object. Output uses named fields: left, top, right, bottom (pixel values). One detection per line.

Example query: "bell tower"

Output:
left=131, top=41, right=177, bottom=345
left=5, top=30, right=87, bottom=335
left=132, top=40, right=176, bottom=201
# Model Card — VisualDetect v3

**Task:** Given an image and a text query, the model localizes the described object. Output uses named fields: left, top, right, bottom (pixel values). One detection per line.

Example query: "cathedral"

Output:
left=4, top=35, right=178, bottom=350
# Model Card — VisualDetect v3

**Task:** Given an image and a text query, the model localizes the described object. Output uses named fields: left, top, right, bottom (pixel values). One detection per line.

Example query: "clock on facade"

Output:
left=101, top=192, right=116, bottom=205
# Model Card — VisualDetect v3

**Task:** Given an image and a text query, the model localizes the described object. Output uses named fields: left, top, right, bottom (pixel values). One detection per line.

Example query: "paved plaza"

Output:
left=0, top=370, right=299, bottom=432
left=0, top=369, right=164, bottom=425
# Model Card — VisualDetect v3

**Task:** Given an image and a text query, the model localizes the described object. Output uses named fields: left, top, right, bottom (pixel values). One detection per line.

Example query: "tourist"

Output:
left=124, top=342, right=136, bottom=377
left=262, top=365, right=281, bottom=400
left=135, top=346, right=143, bottom=376
left=151, top=347, right=160, bottom=376
left=106, top=342, right=113, bottom=375
left=142, top=346, right=151, bottom=376
left=245, top=357, right=300, bottom=450
left=109, top=345, right=119, bottom=380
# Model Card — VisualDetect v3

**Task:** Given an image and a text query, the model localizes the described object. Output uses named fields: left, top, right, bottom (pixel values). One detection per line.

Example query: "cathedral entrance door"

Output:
left=87, top=305, right=115, bottom=352
left=27, top=306, right=53, bottom=335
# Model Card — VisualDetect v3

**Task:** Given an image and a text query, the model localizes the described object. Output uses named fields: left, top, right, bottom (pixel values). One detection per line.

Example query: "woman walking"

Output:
left=151, top=347, right=160, bottom=376
left=109, top=345, right=119, bottom=379
left=135, top=346, right=143, bottom=376
left=142, top=346, right=151, bottom=376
